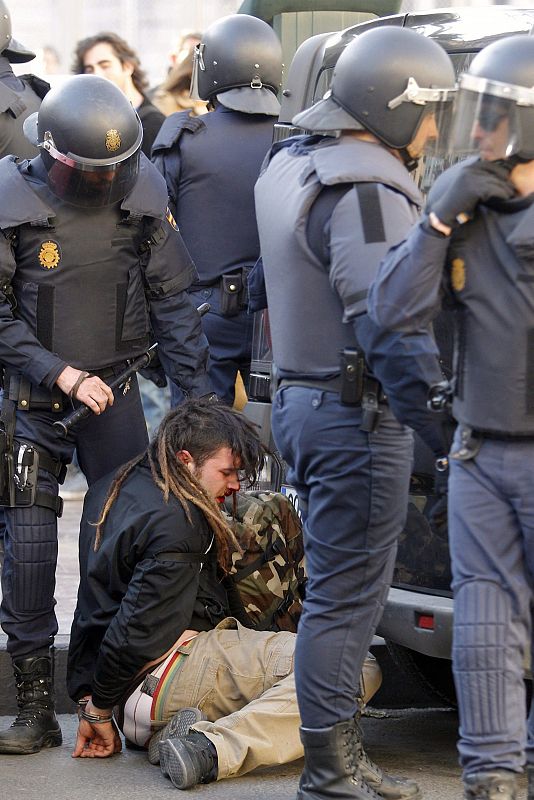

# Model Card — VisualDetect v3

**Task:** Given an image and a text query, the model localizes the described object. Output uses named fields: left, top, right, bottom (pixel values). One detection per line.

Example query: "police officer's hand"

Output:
left=428, top=159, right=515, bottom=231
left=57, top=367, right=114, bottom=414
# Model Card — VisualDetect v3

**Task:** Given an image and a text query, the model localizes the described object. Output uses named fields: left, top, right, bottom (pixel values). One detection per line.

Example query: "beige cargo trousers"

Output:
left=150, top=618, right=382, bottom=780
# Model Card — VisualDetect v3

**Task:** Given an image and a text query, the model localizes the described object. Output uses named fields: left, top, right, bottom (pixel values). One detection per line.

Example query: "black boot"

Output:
left=159, top=731, right=218, bottom=789
left=528, top=764, right=534, bottom=800
left=0, top=655, right=62, bottom=754
left=354, top=717, right=420, bottom=799
left=463, top=770, right=518, bottom=799
left=297, top=718, right=383, bottom=799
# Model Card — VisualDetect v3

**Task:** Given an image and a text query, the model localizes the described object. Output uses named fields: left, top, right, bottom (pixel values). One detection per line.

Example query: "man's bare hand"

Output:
left=56, top=366, right=114, bottom=414
left=72, top=717, right=122, bottom=759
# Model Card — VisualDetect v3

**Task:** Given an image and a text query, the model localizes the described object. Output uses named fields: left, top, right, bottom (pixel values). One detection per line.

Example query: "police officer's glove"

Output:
left=428, top=159, right=515, bottom=229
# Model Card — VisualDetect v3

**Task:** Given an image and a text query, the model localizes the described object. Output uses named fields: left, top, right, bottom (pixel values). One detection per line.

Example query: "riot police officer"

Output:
left=256, top=27, right=456, bottom=800
left=0, top=74, right=212, bottom=755
left=152, top=13, right=282, bottom=406
left=367, top=35, right=534, bottom=800
left=0, top=0, right=49, bottom=159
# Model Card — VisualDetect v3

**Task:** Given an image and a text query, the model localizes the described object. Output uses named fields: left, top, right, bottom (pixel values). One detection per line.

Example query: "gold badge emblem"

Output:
left=105, top=129, right=121, bottom=152
left=451, top=257, right=466, bottom=292
left=38, top=241, right=60, bottom=270
left=166, top=206, right=179, bottom=231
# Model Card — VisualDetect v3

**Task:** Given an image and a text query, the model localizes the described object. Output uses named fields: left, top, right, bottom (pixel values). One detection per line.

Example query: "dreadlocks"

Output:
left=93, top=400, right=267, bottom=571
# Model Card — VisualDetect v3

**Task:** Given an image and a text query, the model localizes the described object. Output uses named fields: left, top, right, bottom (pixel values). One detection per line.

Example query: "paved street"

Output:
left=0, top=708, right=472, bottom=800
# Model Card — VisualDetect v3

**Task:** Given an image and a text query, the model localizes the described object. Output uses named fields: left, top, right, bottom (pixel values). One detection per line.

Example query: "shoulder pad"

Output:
left=265, top=133, right=325, bottom=165
left=151, top=111, right=206, bottom=154
left=18, top=74, right=51, bottom=100
left=310, top=138, right=423, bottom=208
left=121, top=153, right=168, bottom=220
left=0, top=156, right=54, bottom=227
left=0, top=81, right=25, bottom=116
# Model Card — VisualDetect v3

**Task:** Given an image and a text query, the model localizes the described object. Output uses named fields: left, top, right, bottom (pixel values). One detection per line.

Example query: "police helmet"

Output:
left=294, top=27, right=455, bottom=164
left=450, top=35, right=534, bottom=162
left=0, top=1, right=35, bottom=63
left=24, top=75, right=142, bottom=207
left=190, top=14, right=283, bottom=116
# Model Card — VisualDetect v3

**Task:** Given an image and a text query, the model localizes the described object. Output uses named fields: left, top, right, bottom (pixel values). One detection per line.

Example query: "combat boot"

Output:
left=297, top=718, right=383, bottom=799
left=0, top=655, right=62, bottom=754
left=159, top=731, right=218, bottom=789
left=354, top=717, right=421, bottom=798
left=463, top=770, right=518, bottom=799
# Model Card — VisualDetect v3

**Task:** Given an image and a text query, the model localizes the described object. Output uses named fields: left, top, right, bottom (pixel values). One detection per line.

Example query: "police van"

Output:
left=244, top=3, right=534, bottom=704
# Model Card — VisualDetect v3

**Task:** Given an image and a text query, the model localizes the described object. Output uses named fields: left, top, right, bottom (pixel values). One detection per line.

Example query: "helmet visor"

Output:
left=448, top=74, right=530, bottom=161
left=41, top=135, right=141, bottom=207
left=387, top=77, right=456, bottom=156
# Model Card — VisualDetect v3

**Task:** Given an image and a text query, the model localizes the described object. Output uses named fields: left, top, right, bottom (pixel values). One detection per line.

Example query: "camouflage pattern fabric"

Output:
left=222, top=490, right=306, bottom=632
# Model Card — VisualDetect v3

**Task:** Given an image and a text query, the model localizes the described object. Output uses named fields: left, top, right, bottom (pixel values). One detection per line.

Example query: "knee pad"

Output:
left=453, top=580, right=511, bottom=736
left=4, top=503, right=58, bottom=613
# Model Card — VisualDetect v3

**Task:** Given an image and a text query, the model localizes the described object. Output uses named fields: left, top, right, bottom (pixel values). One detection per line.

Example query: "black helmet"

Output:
left=24, top=75, right=142, bottom=207
left=190, top=14, right=283, bottom=116
left=450, top=35, right=534, bottom=162
left=294, top=27, right=455, bottom=160
left=0, top=0, right=35, bottom=63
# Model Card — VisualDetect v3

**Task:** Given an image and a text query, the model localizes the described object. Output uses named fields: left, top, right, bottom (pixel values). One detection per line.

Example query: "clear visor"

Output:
left=388, top=77, right=456, bottom=157
left=41, top=134, right=141, bottom=207
left=189, top=43, right=205, bottom=101
left=448, top=74, right=534, bottom=161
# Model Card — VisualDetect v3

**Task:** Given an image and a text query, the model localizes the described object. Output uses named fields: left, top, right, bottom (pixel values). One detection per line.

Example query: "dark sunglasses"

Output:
left=477, top=106, right=509, bottom=132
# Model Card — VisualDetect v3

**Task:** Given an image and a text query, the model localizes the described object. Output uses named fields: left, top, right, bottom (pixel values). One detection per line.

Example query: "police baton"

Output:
left=53, top=344, right=159, bottom=438
left=53, top=302, right=211, bottom=438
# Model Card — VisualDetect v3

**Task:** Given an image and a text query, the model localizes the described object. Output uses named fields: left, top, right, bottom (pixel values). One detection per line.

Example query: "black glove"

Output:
left=428, top=159, right=515, bottom=228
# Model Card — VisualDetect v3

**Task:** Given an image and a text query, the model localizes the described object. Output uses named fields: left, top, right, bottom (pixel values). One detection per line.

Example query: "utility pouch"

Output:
left=360, top=383, right=383, bottom=433
left=220, top=272, right=246, bottom=317
left=11, top=440, right=39, bottom=507
left=340, top=348, right=365, bottom=406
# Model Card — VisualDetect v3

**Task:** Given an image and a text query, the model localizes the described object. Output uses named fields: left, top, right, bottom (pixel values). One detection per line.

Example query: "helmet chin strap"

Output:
left=398, top=147, right=419, bottom=172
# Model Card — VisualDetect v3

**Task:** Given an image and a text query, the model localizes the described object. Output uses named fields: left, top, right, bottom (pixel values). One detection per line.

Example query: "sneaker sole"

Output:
left=148, top=707, right=205, bottom=766
left=159, top=738, right=201, bottom=789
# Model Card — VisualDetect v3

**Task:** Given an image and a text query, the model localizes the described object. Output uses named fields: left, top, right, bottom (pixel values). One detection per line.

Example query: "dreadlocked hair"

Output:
left=93, top=399, right=267, bottom=572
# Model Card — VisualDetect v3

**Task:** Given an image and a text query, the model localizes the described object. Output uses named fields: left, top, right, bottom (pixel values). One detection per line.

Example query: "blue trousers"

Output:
left=1, top=372, right=148, bottom=658
left=272, top=386, right=413, bottom=728
left=449, top=429, right=534, bottom=777
left=171, top=285, right=253, bottom=407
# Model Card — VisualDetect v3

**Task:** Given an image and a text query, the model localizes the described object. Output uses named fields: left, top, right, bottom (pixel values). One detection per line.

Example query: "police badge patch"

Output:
left=105, top=129, right=121, bottom=152
left=451, top=257, right=466, bottom=292
left=38, top=241, right=61, bottom=270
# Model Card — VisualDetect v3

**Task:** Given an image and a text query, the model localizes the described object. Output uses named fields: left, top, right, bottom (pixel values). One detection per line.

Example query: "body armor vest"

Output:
left=255, top=136, right=422, bottom=377
left=153, top=106, right=274, bottom=283
left=449, top=200, right=534, bottom=434
left=0, top=157, right=164, bottom=370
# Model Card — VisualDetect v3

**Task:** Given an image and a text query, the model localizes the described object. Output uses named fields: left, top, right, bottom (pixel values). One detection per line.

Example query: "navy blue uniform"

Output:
left=0, top=152, right=211, bottom=659
left=152, top=105, right=274, bottom=404
left=255, top=135, right=421, bottom=728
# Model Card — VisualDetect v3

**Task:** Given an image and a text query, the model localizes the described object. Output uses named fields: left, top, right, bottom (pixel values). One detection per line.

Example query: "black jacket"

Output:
left=67, top=459, right=231, bottom=708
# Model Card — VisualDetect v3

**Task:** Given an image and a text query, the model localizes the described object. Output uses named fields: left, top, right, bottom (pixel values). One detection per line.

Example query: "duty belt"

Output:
left=279, top=376, right=343, bottom=392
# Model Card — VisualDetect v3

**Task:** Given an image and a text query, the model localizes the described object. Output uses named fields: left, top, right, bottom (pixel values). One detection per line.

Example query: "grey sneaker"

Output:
left=160, top=731, right=218, bottom=789
left=148, top=707, right=206, bottom=765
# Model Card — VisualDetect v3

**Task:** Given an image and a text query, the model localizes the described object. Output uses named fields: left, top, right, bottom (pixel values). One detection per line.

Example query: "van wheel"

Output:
left=385, top=641, right=457, bottom=707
